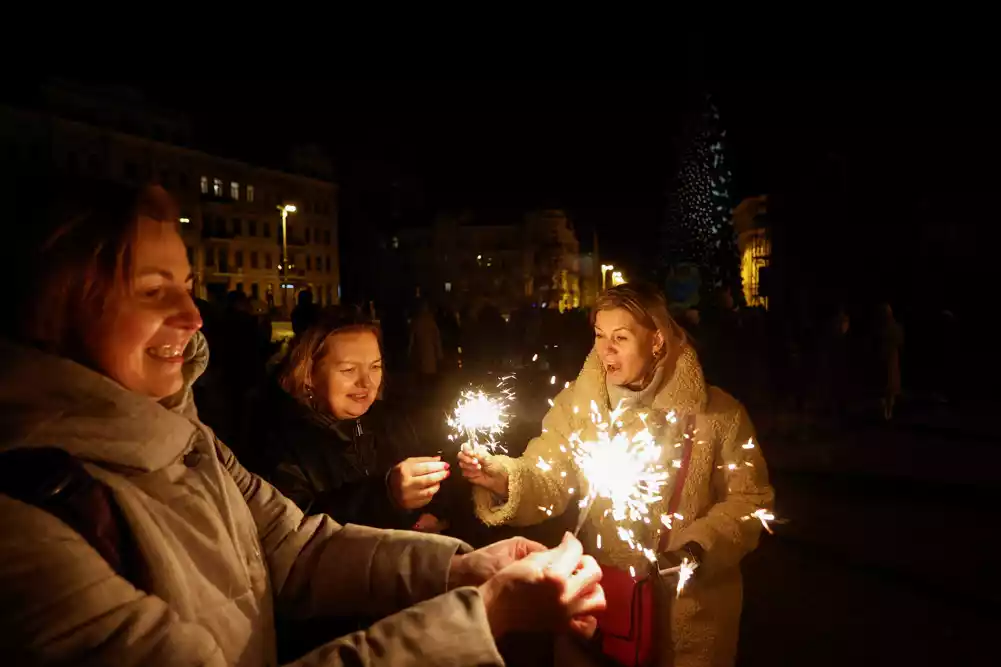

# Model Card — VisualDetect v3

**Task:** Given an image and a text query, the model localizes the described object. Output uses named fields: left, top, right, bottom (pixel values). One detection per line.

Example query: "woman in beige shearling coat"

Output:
left=460, top=284, right=775, bottom=667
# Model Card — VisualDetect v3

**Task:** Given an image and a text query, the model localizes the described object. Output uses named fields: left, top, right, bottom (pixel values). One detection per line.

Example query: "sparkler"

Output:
left=446, top=376, right=514, bottom=455
left=568, top=401, right=671, bottom=559
left=743, top=508, right=776, bottom=534
left=658, top=557, right=698, bottom=596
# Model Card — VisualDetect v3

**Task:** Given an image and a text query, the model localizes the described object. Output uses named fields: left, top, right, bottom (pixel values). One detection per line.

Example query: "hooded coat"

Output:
left=0, top=336, right=502, bottom=667
left=473, top=344, right=774, bottom=667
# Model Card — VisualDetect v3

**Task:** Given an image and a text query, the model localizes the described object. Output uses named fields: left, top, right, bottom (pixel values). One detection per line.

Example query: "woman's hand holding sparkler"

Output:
left=478, top=532, right=606, bottom=639
left=388, top=456, right=450, bottom=510
left=457, top=447, right=509, bottom=497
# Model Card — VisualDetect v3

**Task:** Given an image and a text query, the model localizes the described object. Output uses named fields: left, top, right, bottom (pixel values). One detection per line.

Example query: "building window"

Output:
left=263, top=222, right=271, bottom=238
left=247, top=185, right=255, bottom=203
left=304, top=228, right=311, bottom=244
left=250, top=251, right=259, bottom=269
left=316, top=256, right=322, bottom=273
left=326, top=256, right=331, bottom=273
left=205, top=247, right=215, bottom=267
left=235, top=250, right=244, bottom=269
left=200, top=176, right=208, bottom=194
left=231, top=218, right=241, bottom=236
left=247, top=219, right=257, bottom=236
left=216, top=217, right=226, bottom=236
left=230, top=181, right=240, bottom=200
left=212, top=178, right=223, bottom=197
left=265, top=252, right=272, bottom=269
left=306, top=255, right=312, bottom=271
left=251, top=283, right=260, bottom=299
left=323, top=230, right=331, bottom=245
left=444, top=282, right=452, bottom=293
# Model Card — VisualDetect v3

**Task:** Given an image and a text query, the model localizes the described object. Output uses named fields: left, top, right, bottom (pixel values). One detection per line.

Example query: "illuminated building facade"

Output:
left=733, top=195, right=771, bottom=309
left=393, top=208, right=586, bottom=315
left=0, top=84, right=339, bottom=311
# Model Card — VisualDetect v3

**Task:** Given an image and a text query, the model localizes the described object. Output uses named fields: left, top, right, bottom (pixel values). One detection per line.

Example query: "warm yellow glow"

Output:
left=279, top=204, right=297, bottom=213
left=601, top=264, right=614, bottom=272
left=179, top=217, right=190, bottom=224
left=611, top=270, right=625, bottom=286
left=740, top=229, right=770, bottom=309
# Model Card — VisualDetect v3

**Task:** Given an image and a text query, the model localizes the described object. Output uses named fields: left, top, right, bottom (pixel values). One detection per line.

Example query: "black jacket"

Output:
left=255, top=382, right=428, bottom=530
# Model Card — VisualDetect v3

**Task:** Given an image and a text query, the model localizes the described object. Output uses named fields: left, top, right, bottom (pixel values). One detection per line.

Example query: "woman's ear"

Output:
left=652, top=330, right=666, bottom=358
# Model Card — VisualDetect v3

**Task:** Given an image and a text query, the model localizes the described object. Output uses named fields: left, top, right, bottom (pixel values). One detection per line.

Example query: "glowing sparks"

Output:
left=536, top=457, right=552, bottom=472
left=676, top=558, right=697, bottom=596
left=742, top=438, right=756, bottom=449
left=447, top=379, right=514, bottom=454
left=569, top=401, right=671, bottom=556
left=744, top=508, right=776, bottom=534
left=538, top=504, right=554, bottom=516
left=532, top=353, right=539, bottom=362
left=565, top=381, right=571, bottom=389
left=550, top=375, right=556, bottom=385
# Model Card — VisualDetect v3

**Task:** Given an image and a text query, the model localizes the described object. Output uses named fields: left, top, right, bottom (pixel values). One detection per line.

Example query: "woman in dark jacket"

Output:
left=257, top=308, right=449, bottom=531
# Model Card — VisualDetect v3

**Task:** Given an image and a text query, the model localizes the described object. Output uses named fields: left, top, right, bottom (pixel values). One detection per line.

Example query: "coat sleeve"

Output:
left=472, top=386, right=578, bottom=527
left=674, top=395, right=775, bottom=575
left=0, top=496, right=502, bottom=667
left=216, top=440, right=467, bottom=620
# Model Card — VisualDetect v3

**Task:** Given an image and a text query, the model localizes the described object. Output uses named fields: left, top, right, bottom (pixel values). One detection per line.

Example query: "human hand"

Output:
left=448, top=536, right=547, bottom=589
left=479, top=532, right=606, bottom=638
left=412, top=513, right=449, bottom=533
left=457, top=446, right=509, bottom=496
left=389, top=456, right=449, bottom=510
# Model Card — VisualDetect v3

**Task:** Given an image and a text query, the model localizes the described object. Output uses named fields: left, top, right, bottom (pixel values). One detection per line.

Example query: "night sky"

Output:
left=6, top=78, right=997, bottom=311
left=135, top=80, right=998, bottom=286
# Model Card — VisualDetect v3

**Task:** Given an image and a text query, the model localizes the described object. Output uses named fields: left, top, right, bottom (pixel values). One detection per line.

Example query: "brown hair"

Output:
left=9, top=179, right=178, bottom=357
left=592, top=282, right=688, bottom=349
left=278, top=306, right=383, bottom=405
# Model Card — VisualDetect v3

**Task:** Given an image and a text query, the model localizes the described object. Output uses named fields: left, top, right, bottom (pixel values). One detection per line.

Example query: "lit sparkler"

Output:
left=658, top=557, right=698, bottom=596
left=446, top=376, right=514, bottom=454
left=743, top=508, right=776, bottom=534
left=569, top=401, right=671, bottom=555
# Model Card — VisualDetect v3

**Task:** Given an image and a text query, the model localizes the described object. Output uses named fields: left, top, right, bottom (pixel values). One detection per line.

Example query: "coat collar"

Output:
left=0, top=338, right=204, bottom=473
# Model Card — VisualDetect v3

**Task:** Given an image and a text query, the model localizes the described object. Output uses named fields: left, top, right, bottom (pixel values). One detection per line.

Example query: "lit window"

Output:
left=179, top=217, right=190, bottom=224
left=247, top=185, right=255, bottom=203
left=231, top=182, right=240, bottom=200
left=212, top=178, right=223, bottom=197
left=444, top=282, right=452, bottom=293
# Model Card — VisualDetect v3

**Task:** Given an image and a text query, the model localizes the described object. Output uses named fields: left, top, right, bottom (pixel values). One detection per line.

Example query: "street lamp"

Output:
left=278, top=204, right=297, bottom=314
left=611, top=270, right=625, bottom=286
left=601, top=264, right=614, bottom=290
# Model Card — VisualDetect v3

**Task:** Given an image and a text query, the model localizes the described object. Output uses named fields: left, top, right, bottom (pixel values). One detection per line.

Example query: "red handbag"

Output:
left=593, top=416, right=694, bottom=667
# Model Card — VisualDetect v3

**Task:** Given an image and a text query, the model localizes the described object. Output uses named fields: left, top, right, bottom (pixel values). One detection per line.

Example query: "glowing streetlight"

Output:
left=601, top=264, right=615, bottom=290
left=278, top=204, right=297, bottom=312
left=611, top=270, right=625, bottom=286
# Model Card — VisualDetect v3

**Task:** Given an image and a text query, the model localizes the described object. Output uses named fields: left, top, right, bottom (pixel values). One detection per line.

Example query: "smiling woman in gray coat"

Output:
left=0, top=179, right=606, bottom=666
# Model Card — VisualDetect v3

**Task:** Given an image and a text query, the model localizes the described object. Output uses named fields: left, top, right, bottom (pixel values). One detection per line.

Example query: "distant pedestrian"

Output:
left=409, top=300, right=443, bottom=378
left=877, top=302, right=904, bottom=420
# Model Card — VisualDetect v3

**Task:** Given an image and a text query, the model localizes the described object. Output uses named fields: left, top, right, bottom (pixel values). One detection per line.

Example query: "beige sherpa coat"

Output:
left=0, top=336, right=503, bottom=667
left=474, top=344, right=774, bottom=667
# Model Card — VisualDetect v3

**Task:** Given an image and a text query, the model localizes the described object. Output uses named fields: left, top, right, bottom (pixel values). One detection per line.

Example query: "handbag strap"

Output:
left=657, top=414, right=696, bottom=553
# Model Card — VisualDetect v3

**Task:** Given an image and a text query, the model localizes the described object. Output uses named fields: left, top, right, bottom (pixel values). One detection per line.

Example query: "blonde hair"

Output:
left=592, top=282, right=688, bottom=350
left=278, top=307, right=382, bottom=406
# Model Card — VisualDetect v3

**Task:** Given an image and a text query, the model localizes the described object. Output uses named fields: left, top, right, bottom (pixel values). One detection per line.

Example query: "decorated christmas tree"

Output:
left=663, top=95, right=740, bottom=306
